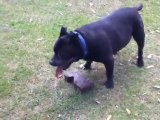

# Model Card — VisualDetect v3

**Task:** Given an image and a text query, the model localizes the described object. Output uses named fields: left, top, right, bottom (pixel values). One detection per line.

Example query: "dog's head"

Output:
left=50, top=27, right=82, bottom=77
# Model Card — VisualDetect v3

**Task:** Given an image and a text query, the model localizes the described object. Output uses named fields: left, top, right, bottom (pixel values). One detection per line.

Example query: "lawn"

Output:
left=0, top=0, right=160, bottom=119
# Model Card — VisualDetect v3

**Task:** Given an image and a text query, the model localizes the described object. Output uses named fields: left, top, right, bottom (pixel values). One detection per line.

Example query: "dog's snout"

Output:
left=49, top=60, right=56, bottom=66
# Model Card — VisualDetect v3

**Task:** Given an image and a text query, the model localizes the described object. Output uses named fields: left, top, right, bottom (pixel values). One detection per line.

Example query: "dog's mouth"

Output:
left=55, top=64, right=70, bottom=79
left=55, top=57, right=79, bottom=79
left=55, top=67, right=64, bottom=79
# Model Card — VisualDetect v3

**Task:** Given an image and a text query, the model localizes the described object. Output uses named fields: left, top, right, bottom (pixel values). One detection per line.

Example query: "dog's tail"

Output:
left=135, top=4, right=143, bottom=11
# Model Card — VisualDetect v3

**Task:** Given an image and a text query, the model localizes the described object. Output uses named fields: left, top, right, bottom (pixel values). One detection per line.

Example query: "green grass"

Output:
left=12, top=66, right=32, bottom=81
left=0, top=0, right=160, bottom=119
left=0, top=78, right=12, bottom=96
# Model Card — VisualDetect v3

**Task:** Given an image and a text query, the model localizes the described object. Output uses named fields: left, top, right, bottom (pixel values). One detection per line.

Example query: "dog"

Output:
left=50, top=4, right=145, bottom=88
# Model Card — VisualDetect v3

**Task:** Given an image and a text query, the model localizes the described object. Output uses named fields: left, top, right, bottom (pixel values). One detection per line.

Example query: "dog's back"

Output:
left=76, top=4, right=144, bottom=55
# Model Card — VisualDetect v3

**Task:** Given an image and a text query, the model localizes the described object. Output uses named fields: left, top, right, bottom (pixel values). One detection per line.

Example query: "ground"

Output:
left=0, top=0, right=160, bottom=120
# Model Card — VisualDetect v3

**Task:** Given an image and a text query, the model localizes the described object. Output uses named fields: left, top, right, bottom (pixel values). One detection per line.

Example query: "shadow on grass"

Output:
left=47, top=89, right=96, bottom=114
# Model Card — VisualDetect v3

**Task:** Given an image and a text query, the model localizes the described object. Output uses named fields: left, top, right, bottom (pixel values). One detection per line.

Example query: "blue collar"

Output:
left=73, top=31, right=88, bottom=58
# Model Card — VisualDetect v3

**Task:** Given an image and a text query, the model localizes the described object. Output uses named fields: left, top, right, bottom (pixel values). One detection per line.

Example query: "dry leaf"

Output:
left=66, top=3, right=72, bottom=7
left=155, top=30, right=160, bottom=33
left=147, top=54, right=160, bottom=60
left=142, top=93, right=147, bottom=95
left=89, top=2, right=93, bottom=6
left=58, top=114, right=62, bottom=118
left=107, top=115, right=112, bottom=120
left=29, top=18, right=33, bottom=22
left=147, top=54, right=154, bottom=59
left=146, top=65, right=154, bottom=69
left=126, top=108, right=131, bottom=115
left=37, top=37, right=43, bottom=41
left=153, top=86, right=160, bottom=89
left=119, top=63, right=124, bottom=66
left=59, top=12, right=63, bottom=16
left=91, top=8, right=96, bottom=13
left=95, top=99, right=101, bottom=104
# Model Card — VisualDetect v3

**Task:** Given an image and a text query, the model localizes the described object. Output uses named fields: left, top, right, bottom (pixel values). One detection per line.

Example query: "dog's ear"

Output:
left=61, top=31, right=78, bottom=44
left=69, top=31, right=78, bottom=38
left=68, top=31, right=79, bottom=45
left=60, top=26, right=67, bottom=36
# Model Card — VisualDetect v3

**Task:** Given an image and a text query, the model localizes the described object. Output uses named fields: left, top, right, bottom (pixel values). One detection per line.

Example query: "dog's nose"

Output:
left=49, top=59, right=58, bottom=67
left=49, top=60, right=54, bottom=66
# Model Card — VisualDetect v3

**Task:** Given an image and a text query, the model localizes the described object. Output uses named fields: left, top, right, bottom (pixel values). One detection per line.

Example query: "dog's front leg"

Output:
left=103, top=56, right=114, bottom=88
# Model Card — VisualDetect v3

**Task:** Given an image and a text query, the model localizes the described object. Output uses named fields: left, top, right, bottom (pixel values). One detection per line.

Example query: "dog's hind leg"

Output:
left=84, top=61, right=92, bottom=70
left=133, top=23, right=145, bottom=67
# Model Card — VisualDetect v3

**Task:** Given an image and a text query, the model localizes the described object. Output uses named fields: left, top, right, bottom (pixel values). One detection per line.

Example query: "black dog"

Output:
left=50, top=4, right=145, bottom=88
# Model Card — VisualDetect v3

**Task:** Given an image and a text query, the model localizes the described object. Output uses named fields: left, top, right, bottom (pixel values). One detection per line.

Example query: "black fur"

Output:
left=50, top=4, right=145, bottom=88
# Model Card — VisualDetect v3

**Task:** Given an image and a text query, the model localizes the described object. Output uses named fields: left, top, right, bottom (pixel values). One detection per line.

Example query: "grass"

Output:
left=0, top=0, right=160, bottom=119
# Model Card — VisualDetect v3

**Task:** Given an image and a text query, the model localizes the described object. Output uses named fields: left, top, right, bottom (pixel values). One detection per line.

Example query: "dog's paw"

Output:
left=137, top=59, right=144, bottom=68
left=104, top=81, right=114, bottom=89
